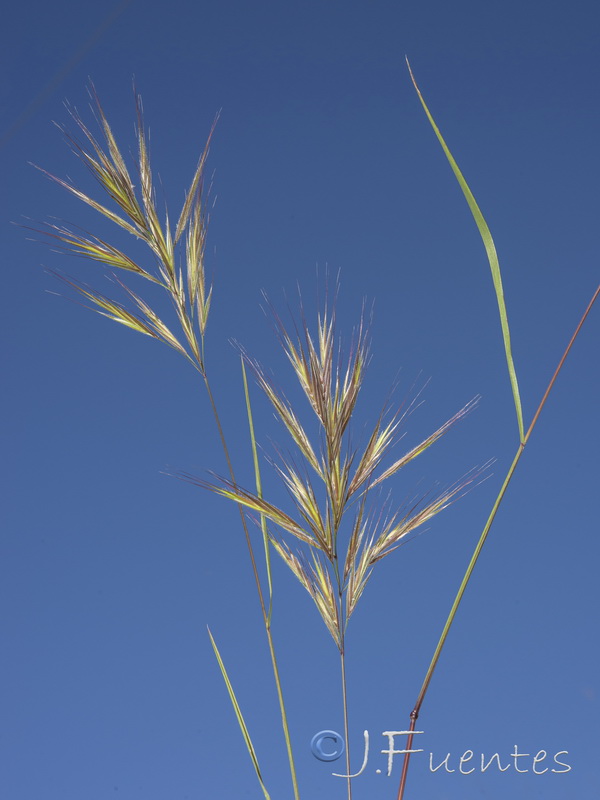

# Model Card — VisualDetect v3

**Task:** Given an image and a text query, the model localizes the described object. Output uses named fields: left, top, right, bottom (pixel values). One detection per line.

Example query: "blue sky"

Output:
left=2, top=1, right=599, bottom=799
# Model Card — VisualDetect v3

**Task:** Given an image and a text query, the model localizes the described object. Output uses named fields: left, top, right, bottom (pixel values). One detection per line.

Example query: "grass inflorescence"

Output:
left=32, top=70, right=598, bottom=800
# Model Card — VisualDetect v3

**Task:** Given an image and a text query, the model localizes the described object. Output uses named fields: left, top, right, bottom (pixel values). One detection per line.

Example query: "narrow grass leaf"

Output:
left=242, top=357, right=273, bottom=620
left=407, top=59, right=525, bottom=441
left=207, top=628, right=271, bottom=800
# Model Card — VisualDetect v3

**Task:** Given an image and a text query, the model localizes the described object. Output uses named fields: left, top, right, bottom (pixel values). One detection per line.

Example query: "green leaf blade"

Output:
left=207, top=627, right=271, bottom=800
left=241, top=357, right=273, bottom=621
left=407, top=59, right=525, bottom=442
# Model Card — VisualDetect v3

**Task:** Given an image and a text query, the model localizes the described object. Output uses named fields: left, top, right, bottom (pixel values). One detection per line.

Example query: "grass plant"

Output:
left=392, top=61, right=600, bottom=800
left=183, top=289, right=482, bottom=799
left=32, top=85, right=300, bottom=799
left=32, top=69, right=598, bottom=800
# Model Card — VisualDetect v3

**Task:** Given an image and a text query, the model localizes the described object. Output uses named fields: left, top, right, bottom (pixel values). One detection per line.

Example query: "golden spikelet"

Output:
left=35, top=85, right=216, bottom=375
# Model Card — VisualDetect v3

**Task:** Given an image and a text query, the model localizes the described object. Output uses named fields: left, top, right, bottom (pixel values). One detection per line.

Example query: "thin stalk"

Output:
left=201, top=368, right=301, bottom=800
left=339, top=622, right=352, bottom=800
left=202, top=373, right=266, bottom=613
left=396, top=283, right=600, bottom=800
left=330, top=462, right=351, bottom=800
left=242, top=358, right=274, bottom=623
left=395, top=713, right=417, bottom=800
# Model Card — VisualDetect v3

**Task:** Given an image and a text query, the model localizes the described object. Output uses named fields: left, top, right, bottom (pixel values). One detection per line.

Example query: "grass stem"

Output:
left=340, top=631, right=352, bottom=800
left=202, top=369, right=301, bottom=800
left=396, top=282, right=599, bottom=800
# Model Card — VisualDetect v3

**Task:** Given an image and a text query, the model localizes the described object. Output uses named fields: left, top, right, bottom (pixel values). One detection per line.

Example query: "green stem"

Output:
left=330, top=477, right=351, bottom=800
left=202, top=370, right=301, bottom=800
left=396, top=283, right=599, bottom=800
left=340, top=635, right=352, bottom=800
